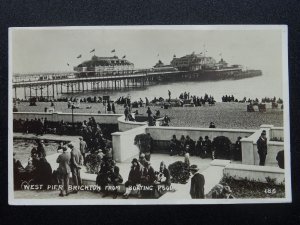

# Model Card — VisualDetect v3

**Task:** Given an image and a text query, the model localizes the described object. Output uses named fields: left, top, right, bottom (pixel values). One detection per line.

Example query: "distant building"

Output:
left=170, top=53, right=242, bottom=71
left=152, top=60, right=178, bottom=72
left=74, top=55, right=134, bottom=75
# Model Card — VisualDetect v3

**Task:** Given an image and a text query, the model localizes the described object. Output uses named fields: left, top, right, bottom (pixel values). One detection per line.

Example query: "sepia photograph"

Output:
left=8, top=25, right=290, bottom=205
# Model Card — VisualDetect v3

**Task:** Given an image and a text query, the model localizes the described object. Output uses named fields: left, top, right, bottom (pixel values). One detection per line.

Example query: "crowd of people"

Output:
left=95, top=154, right=172, bottom=199
left=169, top=134, right=242, bottom=161
left=13, top=116, right=117, bottom=139
left=221, top=95, right=237, bottom=102
left=169, top=134, right=213, bottom=158
left=122, top=156, right=171, bottom=199
left=13, top=139, right=53, bottom=190
left=179, top=92, right=215, bottom=106
left=13, top=118, right=86, bottom=136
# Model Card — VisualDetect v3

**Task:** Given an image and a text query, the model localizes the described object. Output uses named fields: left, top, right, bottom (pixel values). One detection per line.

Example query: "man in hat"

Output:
left=189, top=165, right=205, bottom=199
left=56, top=146, right=71, bottom=197
left=68, top=143, right=83, bottom=192
left=234, top=136, right=242, bottom=161
left=256, top=130, right=268, bottom=166
left=79, top=137, right=88, bottom=165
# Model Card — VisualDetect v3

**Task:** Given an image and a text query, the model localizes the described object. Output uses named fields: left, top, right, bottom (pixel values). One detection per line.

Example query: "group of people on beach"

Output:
left=178, top=92, right=215, bottom=106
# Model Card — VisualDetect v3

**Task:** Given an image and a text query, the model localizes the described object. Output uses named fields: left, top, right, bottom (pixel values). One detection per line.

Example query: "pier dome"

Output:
left=74, top=55, right=134, bottom=74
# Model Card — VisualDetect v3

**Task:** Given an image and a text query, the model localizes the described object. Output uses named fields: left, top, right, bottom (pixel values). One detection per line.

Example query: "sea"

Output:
left=14, top=71, right=284, bottom=102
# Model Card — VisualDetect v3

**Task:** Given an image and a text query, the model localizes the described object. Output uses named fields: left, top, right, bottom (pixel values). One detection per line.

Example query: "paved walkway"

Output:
left=13, top=133, right=229, bottom=200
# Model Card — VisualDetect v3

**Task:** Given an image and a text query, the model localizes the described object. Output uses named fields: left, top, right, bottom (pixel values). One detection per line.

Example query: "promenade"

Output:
left=13, top=133, right=217, bottom=199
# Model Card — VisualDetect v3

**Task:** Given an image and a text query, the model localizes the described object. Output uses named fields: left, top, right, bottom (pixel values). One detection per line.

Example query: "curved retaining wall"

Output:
left=117, top=115, right=147, bottom=132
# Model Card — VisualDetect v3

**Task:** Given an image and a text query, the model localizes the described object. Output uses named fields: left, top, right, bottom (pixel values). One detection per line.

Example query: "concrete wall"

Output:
left=112, top=125, right=147, bottom=162
left=270, top=127, right=284, bottom=140
left=224, top=163, right=285, bottom=185
left=241, top=125, right=284, bottom=166
left=13, top=112, right=122, bottom=124
left=118, top=115, right=147, bottom=132
left=253, top=142, right=284, bottom=166
left=146, top=126, right=255, bottom=143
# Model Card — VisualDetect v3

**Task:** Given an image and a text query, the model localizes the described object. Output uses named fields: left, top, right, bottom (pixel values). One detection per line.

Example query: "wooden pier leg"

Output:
left=52, top=84, right=55, bottom=99
left=40, top=86, right=43, bottom=98
left=56, top=84, right=58, bottom=96
left=82, top=82, right=85, bottom=92
left=15, top=87, right=17, bottom=99
left=71, top=83, right=74, bottom=93
left=47, top=85, right=49, bottom=99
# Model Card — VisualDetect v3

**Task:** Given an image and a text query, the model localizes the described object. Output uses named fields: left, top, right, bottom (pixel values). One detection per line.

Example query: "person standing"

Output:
left=37, top=139, right=46, bottom=158
left=203, top=136, right=212, bottom=158
left=256, top=130, right=268, bottom=166
left=112, top=102, right=116, bottom=114
left=196, top=136, right=204, bottom=157
left=146, top=107, right=152, bottom=119
left=168, top=90, right=171, bottom=101
left=56, top=146, right=71, bottom=197
left=124, top=105, right=129, bottom=121
left=234, top=137, right=242, bottom=161
left=169, top=135, right=179, bottom=156
left=189, top=165, right=205, bottom=199
left=79, top=137, right=88, bottom=165
left=68, top=144, right=83, bottom=192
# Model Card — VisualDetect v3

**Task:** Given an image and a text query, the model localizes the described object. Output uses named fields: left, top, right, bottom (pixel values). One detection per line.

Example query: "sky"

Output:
left=11, top=26, right=285, bottom=78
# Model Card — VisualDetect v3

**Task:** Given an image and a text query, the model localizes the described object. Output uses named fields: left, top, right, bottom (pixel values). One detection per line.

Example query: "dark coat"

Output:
left=190, top=173, right=205, bottom=199
left=257, top=137, right=268, bottom=154
left=37, top=143, right=46, bottom=158
left=276, top=150, right=284, bottom=169
left=35, top=158, right=53, bottom=186
left=128, top=166, right=142, bottom=185
left=56, top=152, right=71, bottom=175
left=70, top=148, right=83, bottom=171
left=141, top=166, right=156, bottom=185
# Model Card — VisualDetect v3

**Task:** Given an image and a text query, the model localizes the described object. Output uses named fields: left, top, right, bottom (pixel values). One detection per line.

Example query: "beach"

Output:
left=15, top=101, right=283, bottom=129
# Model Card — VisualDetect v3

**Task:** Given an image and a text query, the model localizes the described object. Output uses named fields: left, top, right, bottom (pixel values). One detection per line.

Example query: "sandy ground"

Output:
left=15, top=101, right=283, bottom=129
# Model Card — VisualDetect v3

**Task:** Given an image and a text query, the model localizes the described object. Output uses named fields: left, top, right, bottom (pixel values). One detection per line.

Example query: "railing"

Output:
left=12, top=69, right=184, bottom=85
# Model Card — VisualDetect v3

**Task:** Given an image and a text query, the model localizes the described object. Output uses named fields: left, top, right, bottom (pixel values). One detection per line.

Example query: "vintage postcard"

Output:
left=8, top=25, right=291, bottom=205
